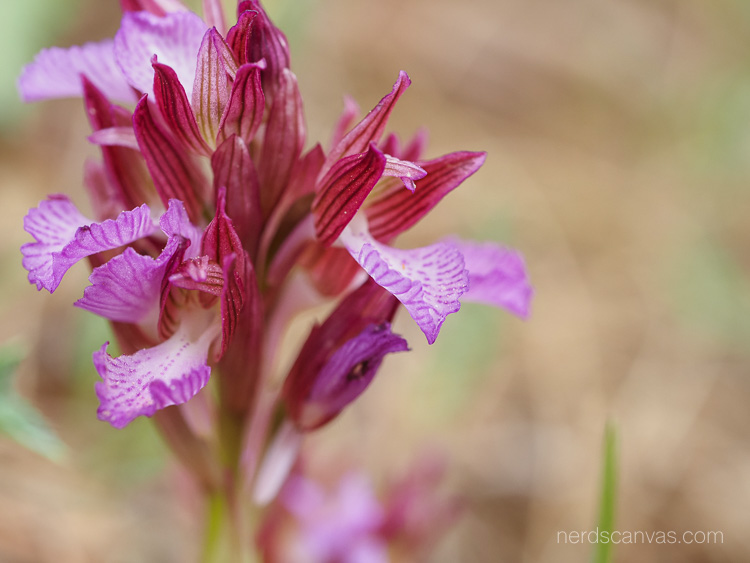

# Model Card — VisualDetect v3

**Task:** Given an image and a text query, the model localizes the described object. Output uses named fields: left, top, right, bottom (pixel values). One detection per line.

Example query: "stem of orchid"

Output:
left=201, top=488, right=258, bottom=563
left=201, top=491, right=228, bottom=563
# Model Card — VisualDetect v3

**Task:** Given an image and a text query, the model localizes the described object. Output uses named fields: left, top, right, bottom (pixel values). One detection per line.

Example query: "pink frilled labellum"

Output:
left=21, top=196, right=157, bottom=293
left=19, top=0, right=532, bottom=433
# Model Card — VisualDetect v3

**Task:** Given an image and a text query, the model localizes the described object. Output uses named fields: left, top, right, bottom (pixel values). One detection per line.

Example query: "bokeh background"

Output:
left=2, top=0, right=750, bottom=561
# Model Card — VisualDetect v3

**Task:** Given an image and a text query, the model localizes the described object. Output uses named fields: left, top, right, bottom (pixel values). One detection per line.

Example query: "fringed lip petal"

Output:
left=115, top=10, right=208, bottom=100
left=75, top=237, right=182, bottom=323
left=75, top=199, right=199, bottom=322
left=447, top=238, right=533, bottom=319
left=18, top=40, right=136, bottom=103
left=94, top=324, right=215, bottom=429
left=21, top=196, right=157, bottom=293
left=340, top=224, right=468, bottom=345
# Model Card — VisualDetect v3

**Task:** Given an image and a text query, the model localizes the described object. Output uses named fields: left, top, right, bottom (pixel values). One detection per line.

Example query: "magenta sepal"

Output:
left=192, top=28, right=237, bottom=144
left=201, top=187, right=250, bottom=356
left=218, top=63, right=266, bottom=147
left=283, top=279, right=401, bottom=431
left=312, top=144, right=387, bottom=246
left=133, top=95, right=209, bottom=222
left=447, top=238, right=533, bottom=319
left=115, top=10, right=208, bottom=101
left=211, top=135, right=262, bottom=254
left=18, top=40, right=135, bottom=104
left=300, top=323, right=408, bottom=430
left=21, top=196, right=157, bottom=293
left=94, top=324, right=214, bottom=429
left=320, top=71, right=410, bottom=179
left=226, top=10, right=259, bottom=66
left=330, top=95, right=360, bottom=150
left=340, top=223, right=468, bottom=345
left=82, top=77, right=153, bottom=212
left=153, top=61, right=212, bottom=156
left=237, top=0, right=291, bottom=98
left=366, top=151, right=487, bottom=243
left=258, top=69, right=305, bottom=216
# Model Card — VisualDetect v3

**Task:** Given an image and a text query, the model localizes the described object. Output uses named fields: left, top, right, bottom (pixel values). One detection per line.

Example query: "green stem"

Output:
left=201, top=492, right=229, bottom=563
left=201, top=486, right=260, bottom=563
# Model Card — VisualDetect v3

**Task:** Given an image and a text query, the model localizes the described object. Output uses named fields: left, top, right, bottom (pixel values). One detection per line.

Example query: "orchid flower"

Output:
left=18, top=0, right=532, bottom=556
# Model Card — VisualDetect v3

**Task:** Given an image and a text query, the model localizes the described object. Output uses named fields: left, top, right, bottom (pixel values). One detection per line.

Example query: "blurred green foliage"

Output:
left=0, top=0, right=82, bottom=132
left=0, top=342, right=66, bottom=461
left=591, top=422, right=617, bottom=563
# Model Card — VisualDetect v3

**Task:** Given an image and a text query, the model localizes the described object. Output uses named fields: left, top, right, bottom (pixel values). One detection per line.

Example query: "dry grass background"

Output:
left=2, top=0, right=750, bottom=561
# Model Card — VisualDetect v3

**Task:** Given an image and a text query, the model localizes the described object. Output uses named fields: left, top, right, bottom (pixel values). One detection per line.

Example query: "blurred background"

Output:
left=2, top=0, right=750, bottom=561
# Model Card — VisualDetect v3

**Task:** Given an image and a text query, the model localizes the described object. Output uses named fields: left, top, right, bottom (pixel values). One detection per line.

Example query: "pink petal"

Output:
left=312, top=144, right=386, bottom=246
left=297, top=323, right=408, bottom=430
left=258, top=69, right=305, bottom=216
left=120, top=0, right=189, bottom=15
left=88, top=127, right=140, bottom=150
left=330, top=95, right=360, bottom=149
left=382, top=154, right=426, bottom=193
left=18, top=40, right=135, bottom=103
left=75, top=200, right=198, bottom=322
left=75, top=237, right=180, bottom=323
left=366, top=151, right=486, bottom=243
left=237, top=0, right=291, bottom=99
left=94, top=324, right=215, bottom=428
left=159, top=198, right=203, bottom=256
left=192, top=28, right=236, bottom=144
left=211, top=135, right=262, bottom=253
left=448, top=238, right=533, bottom=319
left=341, top=225, right=468, bottom=344
left=202, top=0, right=228, bottom=36
left=21, top=196, right=157, bottom=293
left=82, top=77, right=154, bottom=211
left=152, top=61, right=211, bottom=155
left=218, top=63, right=266, bottom=147
left=115, top=10, right=208, bottom=100
left=133, top=95, right=209, bottom=223
left=320, top=71, right=410, bottom=179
